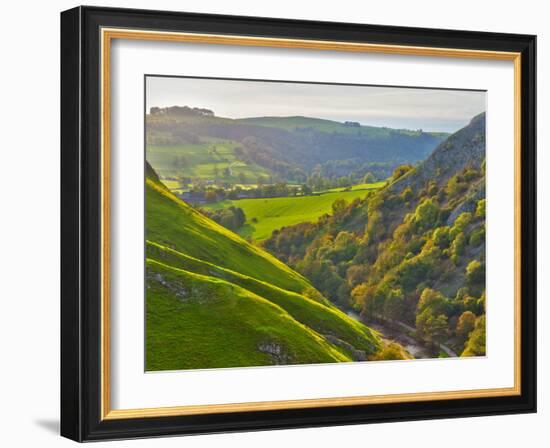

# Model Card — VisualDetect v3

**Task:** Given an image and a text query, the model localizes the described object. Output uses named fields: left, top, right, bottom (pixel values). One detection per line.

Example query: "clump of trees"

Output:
left=264, top=162, right=487, bottom=357
left=202, top=206, right=246, bottom=232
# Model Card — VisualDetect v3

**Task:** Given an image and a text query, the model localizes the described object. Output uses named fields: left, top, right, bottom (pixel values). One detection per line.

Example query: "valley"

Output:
left=144, top=104, right=487, bottom=371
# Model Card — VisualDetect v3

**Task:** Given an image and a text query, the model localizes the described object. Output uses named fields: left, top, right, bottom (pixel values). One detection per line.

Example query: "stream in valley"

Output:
left=345, top=310, right=442, bottom=359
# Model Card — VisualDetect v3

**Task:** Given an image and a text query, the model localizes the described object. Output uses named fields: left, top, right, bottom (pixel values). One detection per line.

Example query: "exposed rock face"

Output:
left=446, top=180, right=485, bottom=225
left=147, top=271, right=188, bottom=299
left=324, top=335, right=367, bottom=361
left=258, top=342, right=293, bottom=364
left=389, top=112, right=486, bottom=194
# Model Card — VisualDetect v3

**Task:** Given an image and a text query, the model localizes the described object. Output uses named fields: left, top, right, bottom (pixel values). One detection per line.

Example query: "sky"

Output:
left=146, top=76, right=486, bottom=133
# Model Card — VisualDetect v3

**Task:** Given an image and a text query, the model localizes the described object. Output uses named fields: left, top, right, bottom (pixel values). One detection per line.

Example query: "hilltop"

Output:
left=146, top=106, right=448, bottom=183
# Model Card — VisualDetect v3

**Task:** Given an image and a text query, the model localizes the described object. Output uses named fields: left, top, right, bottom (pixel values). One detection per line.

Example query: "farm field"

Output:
left=203, top=183, right=384, bottom=241
left=147, top=140, right=273, bottom=182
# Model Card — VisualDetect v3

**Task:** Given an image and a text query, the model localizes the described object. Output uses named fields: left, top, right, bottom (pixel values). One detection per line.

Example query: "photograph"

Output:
left=144, top=76, right=487, bottom=372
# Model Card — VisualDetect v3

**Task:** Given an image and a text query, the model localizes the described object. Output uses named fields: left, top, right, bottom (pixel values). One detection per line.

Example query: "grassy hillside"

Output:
left=146, top=108, right=448, bottom=181
left=238, top=116, right=446, bottom=138
left=146, top=178, right=312, bottom=293
left=147, top=260, right=351, bottom=370
left=203, top=183, right=384, bottom=241
left=145, top=167, right=383, bottom=370
left=147, top=139, right=273, bottom=181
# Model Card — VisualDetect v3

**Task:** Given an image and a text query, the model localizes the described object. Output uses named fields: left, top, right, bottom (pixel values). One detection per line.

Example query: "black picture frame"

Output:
left=61, top=5, right=536, bottom=442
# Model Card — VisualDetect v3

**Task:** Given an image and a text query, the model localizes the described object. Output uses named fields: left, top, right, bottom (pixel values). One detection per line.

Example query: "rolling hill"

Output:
left=145, top=163, right=383, bottom=370
left=146, top=107, right=448, bottom=182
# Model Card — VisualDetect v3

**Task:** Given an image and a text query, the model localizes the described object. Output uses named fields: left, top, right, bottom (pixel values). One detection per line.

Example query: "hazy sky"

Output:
left=146, top=76, right=486, bottom=133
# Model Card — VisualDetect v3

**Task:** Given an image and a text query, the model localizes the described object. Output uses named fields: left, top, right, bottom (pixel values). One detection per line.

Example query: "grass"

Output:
left=146, top=260, right=351, bottom=370
left=204, top=185, right=383, bottom=241
left=322, top=181, right=387, bottom=193
left=145, top=171, right=382, bottom=370
left=237, top=116, right=443, bottom=137
left=147, top=139, right=272, bottom=181
left=147, top=178, right=318, bottom=293
left=159, top=179, right=182, bottom=190
left=147, top=241, right=380, bottom=353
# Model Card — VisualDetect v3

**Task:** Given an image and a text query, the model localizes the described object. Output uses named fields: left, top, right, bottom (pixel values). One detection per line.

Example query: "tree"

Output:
left=452, top=212, right=473, bottom=235
left=392, top=164, right=413, bottom=181
left=383, top=288, right=405, bottom=321
left=445, top=174, right=467, bottom=197
left=450, top=232, right=467, bottom=260
left=466, top=260, right=485, bottom=285
left=456, top=311, right=476, bottom=341
left=204, top=191, right=217, bottom=203
left=433, top=226, right=451, bottom=249
left=301, top=184, right=312, bottom=195
left=332, top=198, right=348, bottom=219
left=413, top=198, right=439, bottom=230
left=363, top=172, right=376, bottom=184
left=371, top=342, right=408, bottom=361
left=416, top=309, right=448, bottom=346
left=346, top=265, right=370, bottom=288
left=462, top=316, right=486, bottom=356
left=417, top=288, right=448, bottom=316
left=476, top=199, right=486, bottom=218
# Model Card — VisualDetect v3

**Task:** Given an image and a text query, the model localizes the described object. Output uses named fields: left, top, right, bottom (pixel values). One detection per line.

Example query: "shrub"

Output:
left=476, top=199, right=486, bottom=218
left=414, top=198, right=439, bottom=230
left=469, top=225, right=485, bottom=246
left=392, top=164, right=414, bottom=181
left=451, top=232, right=467, bottom=258
left=466, top=260, right=485, bottom=285
left=462, top=316, right=486, bottom=356
left=433, top=226, right=451, bottom=249
left=456, top=311, right=476, bottom=340
left=371, top=342, right=408, bottom=361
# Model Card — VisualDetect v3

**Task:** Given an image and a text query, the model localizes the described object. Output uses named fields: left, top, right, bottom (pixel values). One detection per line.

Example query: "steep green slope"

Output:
left=147, top=241, right=379, bottom=353
left=145, top=167, right=383, bottom=370
left=146, top=177, right=313, bottom=294
left=147, top=260, right=351, bottom=370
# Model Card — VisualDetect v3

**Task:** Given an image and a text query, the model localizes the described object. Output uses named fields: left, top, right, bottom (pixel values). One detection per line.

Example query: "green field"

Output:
left=204, top=184, right=383, bottom=241
left=147, top=139, right=272, bottom=181
left=145, top=165, right=381, bottom=370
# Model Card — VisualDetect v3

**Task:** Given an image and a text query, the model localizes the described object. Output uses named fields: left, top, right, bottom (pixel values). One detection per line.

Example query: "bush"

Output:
left=392, top=164, right=414, bottom=181
left=414, top=198, right=439, bottom=230
left=371, top=342, right=408, bottom=361
left=476, top=199, right=486, bottom=218
left=466, top=260, right=485, bottom=285
left=433, top=226, right=451, bottom=249
left=456, top=311, right=476, bottom=340
left=451, top=232, right=467, bottom=258
left=469, top=225, right=485, bottom=246
left=462, top=316, right=486, bottom=356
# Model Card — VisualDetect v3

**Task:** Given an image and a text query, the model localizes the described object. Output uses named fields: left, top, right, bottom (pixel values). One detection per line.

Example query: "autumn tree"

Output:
left=392, top=164, right=413, bottom=181
left=462, top=316, right=486, bottom=356
left=456, top=311, right=476, bottom=342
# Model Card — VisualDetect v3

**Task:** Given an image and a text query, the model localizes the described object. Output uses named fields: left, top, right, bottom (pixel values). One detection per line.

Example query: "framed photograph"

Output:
left=60, top=6, right=536, bottom=442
